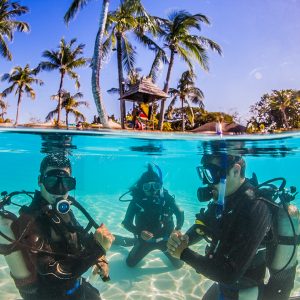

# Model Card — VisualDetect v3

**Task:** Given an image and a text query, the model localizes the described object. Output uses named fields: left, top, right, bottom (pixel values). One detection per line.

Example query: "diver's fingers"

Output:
left=170, top=232, right=182, bottom=246
left=167, top=238, right=180, bottom=249
left=166, top=242, right=176, bottom=253
left=97, top=224, right=115, bottom=241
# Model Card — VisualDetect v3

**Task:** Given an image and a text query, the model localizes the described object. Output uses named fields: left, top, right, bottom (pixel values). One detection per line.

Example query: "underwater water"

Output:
left=0, top=128, right=300, bottom=300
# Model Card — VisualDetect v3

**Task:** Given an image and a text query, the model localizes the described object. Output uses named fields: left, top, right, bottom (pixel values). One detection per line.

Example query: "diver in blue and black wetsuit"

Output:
left=121, top=164, right=184, bottom=268
left=167, top=154, right=275, bottom=300
left=10, top=155, right=114, bottom=300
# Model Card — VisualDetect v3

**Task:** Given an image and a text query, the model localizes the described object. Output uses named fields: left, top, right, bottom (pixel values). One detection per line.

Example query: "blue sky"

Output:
left=0, top=0, right=300, bottom=124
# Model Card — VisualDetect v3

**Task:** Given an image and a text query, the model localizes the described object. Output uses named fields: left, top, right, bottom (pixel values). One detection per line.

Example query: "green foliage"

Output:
left=0, top=0, right=29, bottom=60
left=168, top=70, right=204, bottom=131
left=1, top=64, right=43, bottom=125
left=248, top=89, right=300, bottom=131
left=166, top=107, right=235, bottom=131
left=46, top=90, right=88, bottom=127
left=162, top=121, right=173, bottom=131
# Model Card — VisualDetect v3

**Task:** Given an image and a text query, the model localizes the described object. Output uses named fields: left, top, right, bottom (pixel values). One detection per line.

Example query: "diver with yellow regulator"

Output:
left=167, top=151, right=300, bottom=300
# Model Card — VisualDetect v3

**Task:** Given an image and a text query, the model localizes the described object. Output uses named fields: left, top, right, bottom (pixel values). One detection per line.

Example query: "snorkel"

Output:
left=215, top=120, right=226, bottom=219
left=153, top=163, right=164, bottom=198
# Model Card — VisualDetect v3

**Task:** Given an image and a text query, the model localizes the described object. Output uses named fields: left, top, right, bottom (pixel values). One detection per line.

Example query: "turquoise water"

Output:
left=0, top=128, right=300, bottom=299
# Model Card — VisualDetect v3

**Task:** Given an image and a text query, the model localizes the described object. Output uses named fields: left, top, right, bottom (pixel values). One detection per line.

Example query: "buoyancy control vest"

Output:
left=0, top=190, right=108, bottom=291
left=190, top=175, right=300, bottom=300
left=0, top=210, right=35, bottom=288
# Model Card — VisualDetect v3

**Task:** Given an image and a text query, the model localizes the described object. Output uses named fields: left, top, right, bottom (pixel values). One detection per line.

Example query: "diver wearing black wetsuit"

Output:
left=184, top=179, right=273, bottom=299
left=11, top=191, right=105, bottom=300
left=167, top=154, right=273, bottom=300
left=121, top=164, right=184, bottom=268
left=8, top=155, right=113, bottom=300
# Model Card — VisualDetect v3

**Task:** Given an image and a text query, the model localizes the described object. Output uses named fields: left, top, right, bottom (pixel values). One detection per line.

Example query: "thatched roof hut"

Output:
left=120, top=77, right=168, bottom=104
left=192, top=121, right=246, bottom=134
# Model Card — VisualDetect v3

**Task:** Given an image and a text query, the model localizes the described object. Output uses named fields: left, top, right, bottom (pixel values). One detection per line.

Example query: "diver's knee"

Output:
left=172, top=260, right=184, bottom=269
left=126, top=256, right=137, bottom=267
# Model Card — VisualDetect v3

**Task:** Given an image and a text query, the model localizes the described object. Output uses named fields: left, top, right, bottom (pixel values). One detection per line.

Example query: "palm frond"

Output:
left=0, top=35, right=11, bottom=60
left=107, top=87, right=120, bottom=94
left=64, top=0, right=89, bottom=24
left=121, top=36, right=136, bottom=73
left=46, top=108, right=59, bottom=122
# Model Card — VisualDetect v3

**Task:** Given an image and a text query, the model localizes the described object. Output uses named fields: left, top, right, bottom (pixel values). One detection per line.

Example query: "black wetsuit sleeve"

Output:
left=172, top=200, right=184, bottom=230
left=121, top=200, right=138, bottom=235
left=180, top=200, right=272, bottom=285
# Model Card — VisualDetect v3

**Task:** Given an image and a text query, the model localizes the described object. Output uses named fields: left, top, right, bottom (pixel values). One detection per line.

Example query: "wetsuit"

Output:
left=11, top=191, right=105, bottom=300
left=122, top=189, right=184, bottom=268
left=184, top=179, right=273, bottom=300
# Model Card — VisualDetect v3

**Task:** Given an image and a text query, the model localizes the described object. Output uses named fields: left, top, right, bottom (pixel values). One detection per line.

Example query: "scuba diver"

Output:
left=120, top=164, right=184, bottom=268
left=167, top=153, right=299, bottom=300
left=0, top=155, right=114, bottom=300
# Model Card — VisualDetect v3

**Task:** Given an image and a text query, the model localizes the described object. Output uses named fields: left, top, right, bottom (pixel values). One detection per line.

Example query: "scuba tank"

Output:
left=263, top=203, right=300, bottom=300
left=251, top=178, right=299, bottom=300
left=271, top=204, right=299, bottom=270
left=0, top=211, right=32, bottom=282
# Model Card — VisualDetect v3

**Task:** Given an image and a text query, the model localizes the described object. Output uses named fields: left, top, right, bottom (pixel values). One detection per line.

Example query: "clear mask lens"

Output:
left=143, top=182, right=162, bottom=192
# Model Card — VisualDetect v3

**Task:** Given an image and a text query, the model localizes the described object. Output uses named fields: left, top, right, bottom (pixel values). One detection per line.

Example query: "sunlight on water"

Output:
left=0, top=128, right=300, bottom=299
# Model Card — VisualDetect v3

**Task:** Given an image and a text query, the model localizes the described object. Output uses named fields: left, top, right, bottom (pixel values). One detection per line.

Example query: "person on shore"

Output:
left=121, top=164, right=184, bottom=268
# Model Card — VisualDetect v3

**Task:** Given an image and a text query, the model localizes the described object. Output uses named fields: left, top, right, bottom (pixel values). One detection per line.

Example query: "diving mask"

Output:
left=142, top=181, right=162, bottom=192
left=196, top=164, right=226, bottom=185
left=42, top=169, right=76, bottom=195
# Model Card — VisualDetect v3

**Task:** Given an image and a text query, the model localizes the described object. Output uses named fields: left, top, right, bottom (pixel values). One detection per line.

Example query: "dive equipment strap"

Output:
left=66, top=278, right=82, bottom=295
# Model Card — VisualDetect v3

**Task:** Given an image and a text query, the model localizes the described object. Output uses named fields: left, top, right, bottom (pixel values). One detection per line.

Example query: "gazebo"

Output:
left=120, top=77, right=168, bottom=129
left=191, top=121, right=246, bottom=134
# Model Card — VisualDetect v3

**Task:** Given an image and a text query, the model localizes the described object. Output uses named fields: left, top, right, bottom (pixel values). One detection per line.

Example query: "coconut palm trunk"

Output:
left=57, top=72, right=65, bottom=126
left=15, top=89, right=23, bottom=126
left=66, top=111, right=69, bottom=129
left=91, top=0, right=110, bottom=128
left=281, top=108, right=289, bottom=128
left=116, top=32, right=126, bottom=129
left=181, top=97, right=185, bottom=131
left=159, top=49, right=175, bottom=130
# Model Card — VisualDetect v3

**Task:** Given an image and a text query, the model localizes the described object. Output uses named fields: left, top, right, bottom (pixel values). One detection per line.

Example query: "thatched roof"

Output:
left=192, top=121, right=246, bottom=134
left=120, top=77, right=168, bottom=103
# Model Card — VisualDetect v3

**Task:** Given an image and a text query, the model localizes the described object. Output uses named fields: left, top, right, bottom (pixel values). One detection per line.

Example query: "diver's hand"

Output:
left=167, top=231, right=189, bottom=259
left=140, top=230, right=154, bottom=241
left=94, top=224, right=115, bottom=252
left=93, top=255, right=110, bottom=281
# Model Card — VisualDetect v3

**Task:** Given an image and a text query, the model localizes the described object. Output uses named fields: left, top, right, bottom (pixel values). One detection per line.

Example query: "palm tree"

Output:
left=46, top=90, right=89, bottom=128
left=0, top=95, right=7, bottom=119
left=39, top=38, right=88, bottom=126
left=102, top=0, right=162, bottom=128
left=157, top=10, right=222, bottom=130
left=168, top=70, right=204, bottom=131
left=0, top=0, right=29, bottom=60
left=269, top=89, right=295, bottom=129
left=1, top=64, right=43, bottom=125
left=65, top=0, right=110, bottom=128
